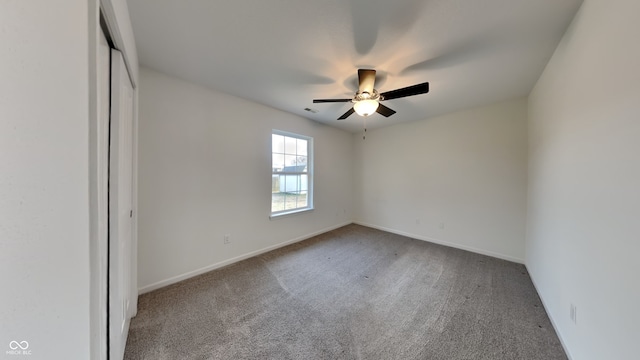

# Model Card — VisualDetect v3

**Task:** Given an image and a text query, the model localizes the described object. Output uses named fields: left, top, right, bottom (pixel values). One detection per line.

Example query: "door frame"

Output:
left=90, top=2, right=139, bottom=359
left=102, top=0, right=139, bottom=321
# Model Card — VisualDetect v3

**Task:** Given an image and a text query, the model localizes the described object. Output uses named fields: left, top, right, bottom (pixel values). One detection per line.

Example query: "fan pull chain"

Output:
left=363, top=117, right=367, bottom=140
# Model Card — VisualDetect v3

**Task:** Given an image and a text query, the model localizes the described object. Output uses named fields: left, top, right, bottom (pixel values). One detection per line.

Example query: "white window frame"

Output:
left=270, top=130, right=314, bottom=218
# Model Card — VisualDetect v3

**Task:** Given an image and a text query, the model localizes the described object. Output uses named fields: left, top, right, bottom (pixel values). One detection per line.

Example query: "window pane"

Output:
left=285, top=136, right=297, bottom=155
left=282, top=192, right=307, bottom=210
left=297, top=193, right=308, bottom=208
left=284, top=193, right=296, bottom=210
left=272, top=154, right=284, bottom=171
left=297, top=139, right=307, bottom=156
left=271, top=192, right=285, bottom=212
left=283, top=175, right=292, bottom=210
left=296, top=156, right=307, bottom=172
left=272, top=134, right=284, bottom=153
left=299, top=174, right=308, bottom=192
left=272, top=175, right=308, bottom=212
left=285, top=175, right=295, bottom=193
left=282, top=174, right=296, bottom=193
left=284, top=155, right=297, bottom=169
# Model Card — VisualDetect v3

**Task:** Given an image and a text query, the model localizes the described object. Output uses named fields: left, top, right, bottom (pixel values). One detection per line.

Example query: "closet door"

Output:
left=96, top=26, right=110, bottom=360
left=109, top=48, right=134, bottom=360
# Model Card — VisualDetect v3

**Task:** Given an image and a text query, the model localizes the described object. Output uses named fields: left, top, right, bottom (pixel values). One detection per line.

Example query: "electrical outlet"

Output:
left=416, top=219, right=421, bottom=225
left=439, top=222, right=445, bottom=230
left=223, top=234, right=231, bottom=244
left=570, top=303, right=577, bottom=324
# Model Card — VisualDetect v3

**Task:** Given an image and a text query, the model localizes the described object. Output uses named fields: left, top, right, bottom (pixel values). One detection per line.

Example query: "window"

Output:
left=271, top=130, right=313, bottom=216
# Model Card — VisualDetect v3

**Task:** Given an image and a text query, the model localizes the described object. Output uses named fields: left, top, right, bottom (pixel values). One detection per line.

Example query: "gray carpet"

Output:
left=124, top=224, right=566, bottom=360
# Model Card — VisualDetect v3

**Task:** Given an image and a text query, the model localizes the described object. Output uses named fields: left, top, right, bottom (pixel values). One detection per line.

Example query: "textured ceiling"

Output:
left=127, top=0, right=582, bottom=133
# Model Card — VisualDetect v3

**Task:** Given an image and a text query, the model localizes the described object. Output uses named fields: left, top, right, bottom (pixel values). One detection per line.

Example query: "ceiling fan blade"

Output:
left=376, top=103, right=396, bottom=117
left=380, top=82, right=429, bottom=101
left=358, top=69, right=376, bottom=94
left=313, top=98, right=352, bottom=103
left=338, top=107, right=355, bottom=120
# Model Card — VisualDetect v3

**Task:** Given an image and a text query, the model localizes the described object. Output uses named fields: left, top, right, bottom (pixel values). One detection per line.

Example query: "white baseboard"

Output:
left=353, top=221, right=525, bottom=264
left=140, top=220, right=525, bottom=294
left=138, top=221, right=352, bottom=294
left=526, top=268, right=574, bottom=360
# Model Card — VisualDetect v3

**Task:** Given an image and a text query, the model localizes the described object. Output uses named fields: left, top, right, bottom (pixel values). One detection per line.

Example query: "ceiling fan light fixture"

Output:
left=353, top=99, right=379, bottom=117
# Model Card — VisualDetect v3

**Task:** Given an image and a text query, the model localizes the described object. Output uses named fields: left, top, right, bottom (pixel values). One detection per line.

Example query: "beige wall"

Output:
left=137, top=67, right=354, bottom=291
left=526, top=0, right=640, bottom=358
left=354, top=98, right=528, bottom=262
left=0, top=1, right=92, bottom=358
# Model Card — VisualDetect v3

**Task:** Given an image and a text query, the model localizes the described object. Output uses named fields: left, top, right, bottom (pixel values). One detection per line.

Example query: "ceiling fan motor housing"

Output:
left=353, top=89, right=381, bottom=102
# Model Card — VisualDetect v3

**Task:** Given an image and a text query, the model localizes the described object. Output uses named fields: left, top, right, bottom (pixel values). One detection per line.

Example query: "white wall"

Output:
left=137, top=67, right=353, bottom=292
left=0, top=1, right=137, bottom=359
left=526, top=0, right=640, bottom=359
left=354, top=98, right=528, bottom=262
left=0, top=1, right=91, bottom=359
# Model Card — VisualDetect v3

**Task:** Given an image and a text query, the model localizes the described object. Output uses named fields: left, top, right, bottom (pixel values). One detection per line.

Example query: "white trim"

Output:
left=271, top=129, right=312, bottom=140
left=353, top=221, right=525, bottom=264
left=138, top=221, right=352, bottom=294
left=270, top=207, right=314, bottom=219
left=100, top=0, right=137, bottom=88
left=89, top=12, right=109, bottom=360
left=130, top=84, right=139, bottom=317
left=527, top=268, right=574, bottom=360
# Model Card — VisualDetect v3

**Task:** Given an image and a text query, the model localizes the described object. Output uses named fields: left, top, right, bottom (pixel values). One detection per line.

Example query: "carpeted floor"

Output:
left=124, top=224, right=566, bottom=360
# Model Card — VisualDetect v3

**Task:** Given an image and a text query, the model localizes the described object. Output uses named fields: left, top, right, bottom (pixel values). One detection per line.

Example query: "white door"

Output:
left=109, top=49, right=134, bottom=360
left=96, top=26, right=111, bottom=360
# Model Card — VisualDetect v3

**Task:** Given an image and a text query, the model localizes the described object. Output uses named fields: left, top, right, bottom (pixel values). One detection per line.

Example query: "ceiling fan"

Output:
left=313, top=69, right=429, bottom=120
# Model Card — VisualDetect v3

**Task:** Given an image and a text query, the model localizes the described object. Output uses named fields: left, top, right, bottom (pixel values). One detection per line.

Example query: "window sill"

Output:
left=270, top=207, right=314, bottom=220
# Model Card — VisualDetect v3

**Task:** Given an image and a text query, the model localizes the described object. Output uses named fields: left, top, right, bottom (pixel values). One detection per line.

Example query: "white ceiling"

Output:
left=127, top=0, right=582, bottom=133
